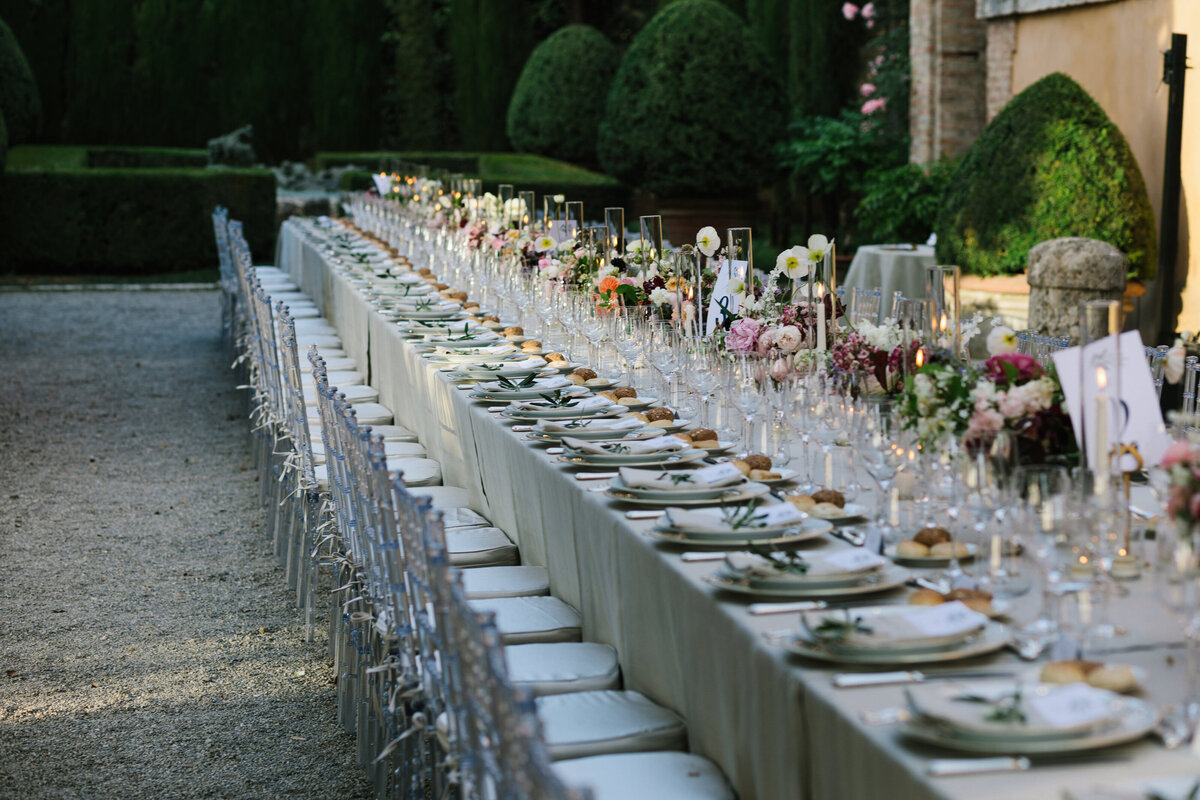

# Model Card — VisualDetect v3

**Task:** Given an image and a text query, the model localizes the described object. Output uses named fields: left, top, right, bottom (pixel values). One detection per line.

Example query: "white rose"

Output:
left=649, top=287, right=671, bottom=306
left=553, top=194, right=565, bottom=203
left=1167, top=345, right=1186, bottom=384
left=986, top=325, right=1018, bottom=356
left=696, top=226, right=720, bottom=258
left=774, top=325, right=803, bottom=354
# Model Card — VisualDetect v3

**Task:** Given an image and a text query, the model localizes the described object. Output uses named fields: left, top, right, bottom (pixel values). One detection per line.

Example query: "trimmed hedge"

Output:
left=505, top=25, right=619, bottom=164
left=0, top=167, right=276, bottom=274
left=597, top=0, right=786, bottom=197
left=0, top=111, right=6, bottom=173
left=86, top=146, right=208, bottom=169
left=936, top=72, right=1156, bottom=279
left=0, top=15, right=40, bottom=144
left=328, top=150, right=629, bottom=216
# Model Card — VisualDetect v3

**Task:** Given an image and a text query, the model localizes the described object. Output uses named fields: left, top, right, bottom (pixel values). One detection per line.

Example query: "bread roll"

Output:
left=810, top=489, right=845, bottom=508
left=896, top=540, right=930, bottom=558
left=786, top=495, right=816, bottom=512
left=688, top=428, right=717, bottom=442
left=749, top=469, right=781, bottom=481
left=744, top=454, right=772, bottom=471
left=731, top=460, right=752, bottom=476
left=613, top=386, right=637, bottom=399
left=930, top=541, right=970, bottom=559
left=1040, top=660, right=1096, bottom=685
left=1086, top=664, right=1138, bottom=693
left=811, top=502, right=846, bottom=518
left=913, top=526, right=952, bottom=547
left=908, top=588, right=945, bottom=606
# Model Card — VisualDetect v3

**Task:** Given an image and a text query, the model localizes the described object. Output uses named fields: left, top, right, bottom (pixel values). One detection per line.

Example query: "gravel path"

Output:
left=0, top=290, right=370, bottom=800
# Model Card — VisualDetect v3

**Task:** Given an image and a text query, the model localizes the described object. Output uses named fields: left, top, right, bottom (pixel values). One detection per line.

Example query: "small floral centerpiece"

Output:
left=1161, top=440, right=1200, bottom=528
left=964, top=353, right=1074, bottom=462
left=829, top=319, right=921, bottom=395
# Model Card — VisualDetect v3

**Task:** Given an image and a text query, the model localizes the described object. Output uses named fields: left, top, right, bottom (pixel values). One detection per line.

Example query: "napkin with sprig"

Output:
left=724, top=548, right=885, bottom=579
left=562, top=437, right=689, bottom=456
left=619, top=464, right=744, bottom=491
left=536, top=416, right=645, bottom=434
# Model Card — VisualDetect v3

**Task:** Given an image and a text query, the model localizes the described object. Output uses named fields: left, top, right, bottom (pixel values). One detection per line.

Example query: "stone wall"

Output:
left=909, top=0, right=989, bottom=163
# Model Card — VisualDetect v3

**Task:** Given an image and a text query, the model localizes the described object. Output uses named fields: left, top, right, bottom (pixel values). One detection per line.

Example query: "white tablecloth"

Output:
left=842, top=244, right=936, bottom=318
left=279, top=219, right=1196, bottom=800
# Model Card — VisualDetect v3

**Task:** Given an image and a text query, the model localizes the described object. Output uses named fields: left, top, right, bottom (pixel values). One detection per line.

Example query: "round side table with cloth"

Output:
left=842, top=244, right=936, bottom=318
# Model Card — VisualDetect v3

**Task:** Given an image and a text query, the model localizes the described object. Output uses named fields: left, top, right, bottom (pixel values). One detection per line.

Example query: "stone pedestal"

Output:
left=1026, top=237, right=1127, bottom=339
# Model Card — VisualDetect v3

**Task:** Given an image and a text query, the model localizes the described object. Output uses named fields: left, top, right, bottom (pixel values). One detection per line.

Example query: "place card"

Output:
left=823, top=548, right=887, bottom=572
left=904, top=601, right=987, bottom=638
left=371, top=174, right=392, bottom=195
left=752, top=503, right=807, bottom=526
left=705, top=259, right=747, bottom=336
left=863, top=527, right=885, bottom=555
left=1026, top=684, right=1114, bottom=729
left=694, top=462, right=743, bottom=484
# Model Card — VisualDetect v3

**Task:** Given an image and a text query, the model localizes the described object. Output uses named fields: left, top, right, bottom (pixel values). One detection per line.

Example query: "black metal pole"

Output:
left=1158, top=32, right=1187, bottom=344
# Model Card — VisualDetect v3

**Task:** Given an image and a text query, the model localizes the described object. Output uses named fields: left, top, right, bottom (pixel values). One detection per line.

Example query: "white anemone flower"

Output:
left=534, top=235, right=556, bottom=253
left=626, top=238, right=646, bottom=255
left=775, top=246, right=809, bottom=280
left=553, top=194, right=566, bottom=204
left=985, top=325, right=1018, bottom=356
left=695, top=226, right=719, bottom=258
left=727, top=277, right=745, bottom=297
left=798, top=233, right=831, bottom=265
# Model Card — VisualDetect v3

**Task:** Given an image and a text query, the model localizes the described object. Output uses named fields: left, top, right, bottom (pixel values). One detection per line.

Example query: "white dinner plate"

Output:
left=646, top=520, right=833, bottom=549
left=710, top=563, right=909, bottom=598
left=779, top=615, right=1009, bottom=665
left=607, top=474, right=748, bottom=502
left=606, top=482, right=771, bottom=507
left=807, top=502, right=869, bottom=523
left=501, top=404, right=625, bottom=422
left=471, top=386, right=591, bottom=403
left=558, top=449, right=709, bottom=468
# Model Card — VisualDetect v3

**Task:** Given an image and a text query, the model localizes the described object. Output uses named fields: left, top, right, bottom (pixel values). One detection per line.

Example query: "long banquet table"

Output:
left=278, top=217, right=1200, bottom=800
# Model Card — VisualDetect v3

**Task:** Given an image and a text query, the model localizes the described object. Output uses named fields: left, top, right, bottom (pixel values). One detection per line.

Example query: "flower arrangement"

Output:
left=964, top=353, right=1073, bottom=462
left=1161, top=440, right=1200, bottom=527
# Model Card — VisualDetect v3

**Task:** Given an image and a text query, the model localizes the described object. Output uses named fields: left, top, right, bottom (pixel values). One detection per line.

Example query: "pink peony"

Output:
left=774, top=325, right=804, bottom=354
left=860, top=83, right=876, bottom=97
left=1161, top=440, right=1194, bottom=468
left=982, top=353, right=1042, bottom=384
left=770, top=358, right=791, bottom=382
left=727, top=318, right=763, bottom=354
left=966, top=407, right=1004, bottom=440
left=861, top=98, right=887, bottom=115
left=842, top=2, right=859, bottom=20
left=861, top=2, right=876, bottom=18
left=996, top=390, right=1025, bottom=419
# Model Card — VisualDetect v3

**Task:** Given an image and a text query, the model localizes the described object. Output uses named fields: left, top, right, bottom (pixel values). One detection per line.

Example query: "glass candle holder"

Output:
left=726, top=227, right=753, bottom=298
left=924, top=265, right=962, bottom=358
left=518, top=191, right=536, bottom=232
left=639, top=215, right=664, bottom=265
left=604, top=207, right=625, bottom=259
left=565, top=201, right=584, bottom=241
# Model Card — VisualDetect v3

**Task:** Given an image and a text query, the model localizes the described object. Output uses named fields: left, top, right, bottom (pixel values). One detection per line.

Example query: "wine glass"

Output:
left=1012, top=464, right=1071, bottom=639
left=1157, top=519, right=1200, bottom=732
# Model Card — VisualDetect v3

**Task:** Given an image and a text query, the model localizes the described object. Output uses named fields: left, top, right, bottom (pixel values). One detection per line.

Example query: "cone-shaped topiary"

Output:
left=597, top=0, right=786, bottom=197
left=506, top=25, right=619, bottom=165
left=0, top=16, right=40, bottom=144
left=935, top=72, right=1156, bottom=279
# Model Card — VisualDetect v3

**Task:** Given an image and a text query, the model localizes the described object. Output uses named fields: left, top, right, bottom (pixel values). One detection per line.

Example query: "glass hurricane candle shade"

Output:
left=924, top=265, right=962, bottom=358
left=604, top=208, right=625, bottom=259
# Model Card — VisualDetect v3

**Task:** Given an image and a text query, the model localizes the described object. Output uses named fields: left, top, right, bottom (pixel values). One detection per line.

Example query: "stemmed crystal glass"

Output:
left=861, top=407, right=903, bottom=539
left=730, top=356, right=767, bottom=457
left=1013, top=464, right=1071, bottom=640
left=1157, top=519, right=1200, bottom=731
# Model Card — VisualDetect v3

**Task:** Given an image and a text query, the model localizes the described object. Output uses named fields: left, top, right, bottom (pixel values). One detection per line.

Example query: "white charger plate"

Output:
left=647, top=521, right=833, bottom=549
left=886, top=542, right=979, bottom=567
left=711, top=562, right=909, bottom=598
left=606, top=482, right=771, bottom=507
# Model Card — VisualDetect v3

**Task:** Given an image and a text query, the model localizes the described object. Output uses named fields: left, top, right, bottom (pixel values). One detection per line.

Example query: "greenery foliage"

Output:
left=506, top=25, right=619, bottom=164
left=380, top=0, right=458, bottom=150
left=448, top=0, right=536, bottom=150
left=936, top=72, right=1157, bottom=279
left=597, top=0, right=786, bottom=197
left=0, top=15, right=40, bottom=144
left=0, top=163, right=276, bottom=274
left=0, top=111, right=6, bottom=174
left=856, top=160, right=956, bottom=245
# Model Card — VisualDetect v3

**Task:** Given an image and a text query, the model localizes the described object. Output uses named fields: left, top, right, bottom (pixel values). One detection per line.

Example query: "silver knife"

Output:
left=834, top=670, right=1016, bottom=688
left=625, top=510, right=664, bottom=520
left=748, top=601, right=828, bottom=615
left=576, top=472, right=617, bottom=481
left=681, top=552, right=727, bottom=563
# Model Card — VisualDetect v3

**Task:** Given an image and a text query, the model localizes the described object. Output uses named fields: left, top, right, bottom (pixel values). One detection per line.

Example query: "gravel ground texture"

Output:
left=0, top=289, right=370, bottom=800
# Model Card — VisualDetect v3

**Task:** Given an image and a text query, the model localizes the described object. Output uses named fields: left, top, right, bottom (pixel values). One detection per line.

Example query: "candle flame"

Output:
left=915, top=348, right=925, bottom=368
left=1096, top=366, right=1107, bottom=390
left=939, top=312, right=948, bottom=333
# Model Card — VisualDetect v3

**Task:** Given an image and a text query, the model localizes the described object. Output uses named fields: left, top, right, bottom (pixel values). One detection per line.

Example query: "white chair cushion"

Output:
left=342, top=402, right=393, bottom=425
left=301, top=370, right=363, bottom=390
left=287, top=306, right=321, bottom=319
left=460, top=566, right=550, bottom=599
left=389, top=457, right=441, bottom=487
left=536, top=691, right=686, bottom=760
left=306, top=347, right=346, bottom=359
left=253, top=265, right=286, bottom=276
left=554, top=752, right=732, bottom=800
left=504, top=642, right=621, bottom=696
left=297, top=334, right=343, bottom=349
left=446, top=526, right=517, bottom=567
left=408, top=486, right=471, bottom=509
left=262, top=280, right=300, bottom=292
left=269, top=291, right=312, bottom=303
left=471, top=596, right=580, bottom=644
left=310, top=438, right=423, bottom=466
left=314, top=463, right=328, bottom=492
left=367, top=424, right=418, bottom=442
left=320, top=357, right=358, bottom=371
left=441, top=506, right=491, bottom=529
left=293, top=320, right=338, bottom=335
left=326, top=384, right=379, bottom=405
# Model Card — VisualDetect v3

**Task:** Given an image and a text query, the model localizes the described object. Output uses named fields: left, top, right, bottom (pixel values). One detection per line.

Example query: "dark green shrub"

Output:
left=597, top=0, right=786, bottom=197
left=856, top=160, right=957, bottom=245
left=0, top=111, right=7, bottom=173
left=86, top=147, right=208, bottom=169
left=380, top=0, right=458, bottom=151
left=936, top=72, right=1156, bottom=279
left=505, top=25, right=619, bottom=164
left=0, top=15, right=40, bottom=144
left=0, top=167, right=276, bottom=274
left=448, top=0, right=534, bottom=150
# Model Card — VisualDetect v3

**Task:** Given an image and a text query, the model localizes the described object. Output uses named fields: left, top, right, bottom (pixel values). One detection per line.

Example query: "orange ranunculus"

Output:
left=597, top=276, right=620, bottom=294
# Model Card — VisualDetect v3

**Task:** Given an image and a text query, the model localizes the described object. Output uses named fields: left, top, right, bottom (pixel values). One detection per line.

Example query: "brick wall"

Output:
left=985, top=17, right=1016, bottom=120
left=910, top=0, right=989, bottom=162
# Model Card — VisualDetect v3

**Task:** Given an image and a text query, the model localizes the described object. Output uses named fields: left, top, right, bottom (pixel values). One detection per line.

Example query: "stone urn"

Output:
left=1026, top=238, right=1128, bottom=340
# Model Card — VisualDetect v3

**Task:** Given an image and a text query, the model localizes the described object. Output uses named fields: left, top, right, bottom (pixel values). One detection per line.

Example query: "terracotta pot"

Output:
left=655, top=195, right=758, bottom=249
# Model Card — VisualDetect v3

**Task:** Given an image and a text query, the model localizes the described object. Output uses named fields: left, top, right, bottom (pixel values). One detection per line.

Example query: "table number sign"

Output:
left=371, top=173, right=392, bottom=195
left=706, top=259, right=748, bottom=336
left=1052, top=330, right=1170, bottom=471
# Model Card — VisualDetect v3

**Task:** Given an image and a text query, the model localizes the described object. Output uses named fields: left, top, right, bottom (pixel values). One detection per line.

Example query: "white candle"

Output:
left=888, top=487, right=901, bottom=527
left=816, top=289, right=827, bottom=352
left=1095, top=367, right=1109, bottom=495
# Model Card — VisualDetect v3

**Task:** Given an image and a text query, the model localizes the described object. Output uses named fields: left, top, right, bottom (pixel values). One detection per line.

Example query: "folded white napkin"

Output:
left=478, top=375, right=571, bottom=392
left=619, top=462, right=744, bottom=491
left=810, top=601, right=987, bottom=648
left=536, top=416, right=644, bottom=434
left=724, top=548, right=885, bottom=579
left=509, top=396, right=612, bottom=413
left=562, top=436, right=689, bottom=456
left=663, top=503, right=805, bottom=533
